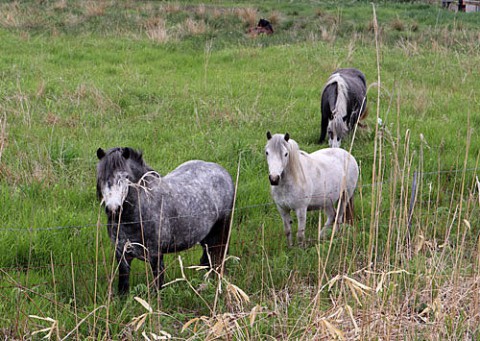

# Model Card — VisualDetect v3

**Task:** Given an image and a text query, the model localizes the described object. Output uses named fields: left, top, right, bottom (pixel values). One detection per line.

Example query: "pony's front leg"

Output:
left=117, top=252, right=133, bottom=295
left=295, top=208, right=307, bottom=247
left=278, top=208, right=293, bottom=247
left=150, top=253, right=165, bottom=290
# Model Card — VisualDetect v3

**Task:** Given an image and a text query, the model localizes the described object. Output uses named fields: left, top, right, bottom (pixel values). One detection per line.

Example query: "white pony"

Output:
left=265, top=132, right=359, bottom=246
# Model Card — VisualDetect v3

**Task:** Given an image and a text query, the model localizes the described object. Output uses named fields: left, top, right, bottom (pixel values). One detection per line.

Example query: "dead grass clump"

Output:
left=183, top=18, right=207, bottom=36
left=0, top=3, right=21, bottom=28
left=267, top=10, right=282, bottom=26
left=145, top=18, right=170, bottom=43
left=162, top=3, right=181, bottom=14
left=52, top=0, right=67, bottom=11
left=211, top=8, right=223, bottom=19
left=235, top=7, right=257, bottom=26
left=44, top=113, right=61, bottom=126
left=196, top=3, right=207, bottom=17
left=396, top=38, right=420, bottom=57
left=83, top=1, right=107, bottom=17
left=391, top=17, right=405, bottom=31
left=320, top=25, right=336, bottom=43
left=68, top=83, right=120, bottom=113
left=32, top=160, right=53, bottom=185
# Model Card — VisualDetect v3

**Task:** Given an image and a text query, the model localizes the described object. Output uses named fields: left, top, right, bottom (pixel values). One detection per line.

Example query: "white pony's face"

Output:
left=100, top=171, right=130, bottom=214
left=265, top=132, right=290, bottom=186
left=328, top=127, right=342, bottom=148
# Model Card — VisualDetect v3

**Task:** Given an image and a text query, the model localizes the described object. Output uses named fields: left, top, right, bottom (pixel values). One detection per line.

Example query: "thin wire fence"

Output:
left=1, top=166, right=478, bottom=233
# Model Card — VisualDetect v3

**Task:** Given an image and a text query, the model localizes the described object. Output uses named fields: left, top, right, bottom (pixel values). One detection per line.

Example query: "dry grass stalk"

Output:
left=0, top=114, right=6, bottom=163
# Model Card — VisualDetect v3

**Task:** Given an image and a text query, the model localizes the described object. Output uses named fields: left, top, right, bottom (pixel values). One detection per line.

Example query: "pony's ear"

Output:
left=122, top=147, right=130, bottom=160
left=284, top=133, right=290, bottom=142
left=266, top=131, right=272, bottom=140
left=97, top=148, right=106, bottom=160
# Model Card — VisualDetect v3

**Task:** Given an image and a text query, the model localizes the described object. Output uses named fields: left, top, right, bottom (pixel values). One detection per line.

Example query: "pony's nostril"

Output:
left=269, top=175, right=280, bottom=186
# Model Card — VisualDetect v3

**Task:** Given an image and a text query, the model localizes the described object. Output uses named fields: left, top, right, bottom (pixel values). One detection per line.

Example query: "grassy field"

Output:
left=0, top=0, right=479, bottom=339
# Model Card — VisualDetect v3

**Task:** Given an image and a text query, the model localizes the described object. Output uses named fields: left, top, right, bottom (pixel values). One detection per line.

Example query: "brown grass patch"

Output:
left=391, top=17, right=405, bottom=31
left=235, top=7, right=257, bottom=26
left=83, top=1, right=107, bottom=17
left=0, top=3, right=21, bottom=28
left=52, top=0, right=67, bottom=11
left=162, top=3, right=181, bottom=14
left=267, top=10, right=282, bottom=26
left=182, top=18, right=207, bottom=36
left=145, top=18, right=170, bottom=43
left=196, top=3, right=206, bottom=17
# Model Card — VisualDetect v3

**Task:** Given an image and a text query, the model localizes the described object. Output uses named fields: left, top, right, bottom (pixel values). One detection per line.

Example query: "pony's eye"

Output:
left=265, top=151, right=269, bottom=156
left=284, top=152, right=288, bottom=157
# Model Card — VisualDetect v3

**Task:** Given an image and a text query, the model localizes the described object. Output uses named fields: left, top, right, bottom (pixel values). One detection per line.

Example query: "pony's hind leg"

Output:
left=320, top=204, right=336, bottom=239
left=345, top=194, right=355, bottom=224
left=200, top=214, right=231, bottom=269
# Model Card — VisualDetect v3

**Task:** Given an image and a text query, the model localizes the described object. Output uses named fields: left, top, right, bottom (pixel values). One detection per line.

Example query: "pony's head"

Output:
left=96, top=147, right=147, bottom=215
left=265, top=131, right=302, bottom=186
left=327, top=113, right=349, bottom=148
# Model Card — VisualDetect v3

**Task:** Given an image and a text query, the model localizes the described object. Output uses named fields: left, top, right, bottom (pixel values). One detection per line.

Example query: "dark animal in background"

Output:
left=96, top=147, right=234, bottom=294
left=248, top=18, right=274, bottom=36
left=319, top=68, right=368, bottom=148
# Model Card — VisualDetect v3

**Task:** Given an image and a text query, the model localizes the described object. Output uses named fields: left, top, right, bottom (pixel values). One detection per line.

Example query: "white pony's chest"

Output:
left=270, top=179, right=316, bottom=210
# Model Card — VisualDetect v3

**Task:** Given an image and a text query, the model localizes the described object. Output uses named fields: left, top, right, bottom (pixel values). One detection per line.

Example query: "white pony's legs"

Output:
left=295, top=208, right=307, bottom=247
left=278, top=208, right=293, bottom=247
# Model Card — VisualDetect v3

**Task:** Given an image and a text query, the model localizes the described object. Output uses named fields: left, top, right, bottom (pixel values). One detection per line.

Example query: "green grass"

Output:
left=0, top=0, right=479, bottom=339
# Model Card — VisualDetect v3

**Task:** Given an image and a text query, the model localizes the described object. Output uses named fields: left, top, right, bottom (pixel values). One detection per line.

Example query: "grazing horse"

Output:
left=96, top=147, right=234, bottom=294
left=319, top=68, right=368, bottom=147
left=265, top=132, right=359, bottom=246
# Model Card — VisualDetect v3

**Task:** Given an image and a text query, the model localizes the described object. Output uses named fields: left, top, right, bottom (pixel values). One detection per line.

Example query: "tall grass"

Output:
left=0, top=0, right=479, bottom=339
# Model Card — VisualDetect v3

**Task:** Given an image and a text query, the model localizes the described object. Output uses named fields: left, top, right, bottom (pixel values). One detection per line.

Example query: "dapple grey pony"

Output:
left=265, top=132, right=359, bottom=246
left=319, top=68, right=368, bottom=147
left=96, top=147, right=234, bottom=294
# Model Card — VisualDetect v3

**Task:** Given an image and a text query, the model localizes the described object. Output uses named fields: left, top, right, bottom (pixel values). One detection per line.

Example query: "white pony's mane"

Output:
left=288, top=139, right=305, bottom=184
left=326, top=73, right=349, bottom=136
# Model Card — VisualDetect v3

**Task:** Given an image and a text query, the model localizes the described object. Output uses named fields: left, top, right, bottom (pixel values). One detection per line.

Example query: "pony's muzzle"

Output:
left=269, top=174, right=280, bottom=186
left=105, top=204, right=118, bottom=216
